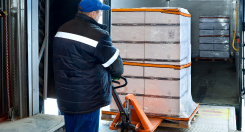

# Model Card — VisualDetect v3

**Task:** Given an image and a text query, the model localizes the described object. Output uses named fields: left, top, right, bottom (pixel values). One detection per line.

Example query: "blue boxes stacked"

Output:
left=199, top=16, right=230, bottom=58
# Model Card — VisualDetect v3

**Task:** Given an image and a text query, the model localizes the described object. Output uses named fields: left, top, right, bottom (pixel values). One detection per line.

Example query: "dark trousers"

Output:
left=64, top=108, right=100, bottom=132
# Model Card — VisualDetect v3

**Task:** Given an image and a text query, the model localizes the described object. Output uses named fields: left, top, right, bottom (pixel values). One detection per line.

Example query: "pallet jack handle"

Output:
left=110, top=76, right=163, bottom=132
left=112, top=76, right=129, bottom=120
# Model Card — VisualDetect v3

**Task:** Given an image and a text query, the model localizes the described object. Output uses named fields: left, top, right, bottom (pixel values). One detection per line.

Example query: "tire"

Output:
left=126, top=129, right=135, bottom=132
left=117, top=128, right=122, bottom=132
left=117, top=128, right=135, bottom=132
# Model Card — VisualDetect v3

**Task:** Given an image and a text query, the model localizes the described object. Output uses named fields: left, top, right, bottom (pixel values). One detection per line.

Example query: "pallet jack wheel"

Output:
left=117, top=128, right=135, bottom=132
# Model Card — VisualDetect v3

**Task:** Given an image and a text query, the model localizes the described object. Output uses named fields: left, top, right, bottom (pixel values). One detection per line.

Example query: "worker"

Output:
left=52, top=0, right=124, bottom=132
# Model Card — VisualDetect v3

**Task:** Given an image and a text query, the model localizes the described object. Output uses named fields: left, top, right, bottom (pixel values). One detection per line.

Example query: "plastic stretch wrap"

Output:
left=199, top=23, right=229, bottom=30
left=142, top=7, right=190, bottom=14
left=214, top=44, right=229, bottom=51
left=199, top=23, right=214, bottom=30
left=144, top=72, right=198, bottom=118
left=112, top=26, right=188, bottom=43
left=113, top=43, right=145, bottom=59
left=112, top=11, right=191, bottom=65
left=214, top=51, right=230, bottom=58
left=200, top=49, right=230, bottom=58
left=199, top=30, right=214, bottom=36
left=200, top=51, right=215, bottom=58
left=145, top=43, right=191, bottom=65
left=200, top=37, right=229, bottom=44
left=110, top=95, right=144, bottom=111
left=214, top=37, right=229, bottom=43
left=114, top=43, right=191, bottom=65
left=199, top=37, right=213, bottom=43
left=199, top=16, right=229, bottom=23
left=110, top=8, right=197, bottom=118
left=199, top=30, right=229, bottom=36
left=111, top=67, right=198, bottom=118
left=112, top=12, right=145, bottom=24
left=214, top=23, right=229, bottom=30
left=199, top=44, right=213, bottom=51
left=111, top=26, right=145, bottom=41
left=145, top=12, right=181, bottom=24
left=213, top=30, right=229, bottom=36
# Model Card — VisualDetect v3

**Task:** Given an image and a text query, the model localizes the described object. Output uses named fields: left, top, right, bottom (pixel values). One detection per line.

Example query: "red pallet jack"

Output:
left=110, top=77, right=163, bottom=132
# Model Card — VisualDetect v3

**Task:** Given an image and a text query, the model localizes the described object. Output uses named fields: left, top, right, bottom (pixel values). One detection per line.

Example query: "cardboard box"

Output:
left=110, top=95, right=144, bottom=111
left=113, top=78, right=144, bottom=94
left=114, top=43, right=144, bottom=59
left=145, top=43, right=190, bottom=64
left=214, top=44, right=229, bottom=51
left=199, top=17, right=229, bottom=23
left=111, top=26, right=144, bottom=41
left=214, top=23, right=229, bottom=30
left=214, top=30, right=229, bottom=36
left=199, top=44, right=214, bottom=51
left=144, top=88, right=198, bottom=118
left=200, top=51, right=215, bottom=58
left=199, top=30, right=214, bottom=36
left=145, top=12, right=181, bottom=24
left=144, top=75, right=188, bottom=97
left=199, top=23, right=229, bottom=30
left=112, top=12, right=145, bottom=24
left=199, top=23, right=214, bottom=30
left=213, top=37, right=229, bottom=44
left=199, top=37, right=214, bottom=43
left=214, top=51, right=230, bottom=58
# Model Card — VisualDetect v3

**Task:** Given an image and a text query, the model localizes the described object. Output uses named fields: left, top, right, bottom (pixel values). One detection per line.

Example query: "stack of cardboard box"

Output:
left=110, top=8, right=198, bottom=118
left=199, top=16, right=230, bottom=58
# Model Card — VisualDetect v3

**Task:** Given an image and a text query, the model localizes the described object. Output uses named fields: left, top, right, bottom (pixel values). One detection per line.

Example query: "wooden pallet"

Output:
left=195, top=57, right=233, bottom=62
left=101, top=105, right=199, bottom=129
left=102, top=113, right=197, bottom=129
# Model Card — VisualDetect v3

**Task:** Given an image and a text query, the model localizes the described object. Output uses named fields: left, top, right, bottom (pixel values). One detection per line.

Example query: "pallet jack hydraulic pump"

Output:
left=110, top=77, right=163, bottom=132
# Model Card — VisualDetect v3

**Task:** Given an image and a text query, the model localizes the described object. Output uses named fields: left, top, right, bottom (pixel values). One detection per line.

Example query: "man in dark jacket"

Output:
left=53, top=0, right=124, bottom=131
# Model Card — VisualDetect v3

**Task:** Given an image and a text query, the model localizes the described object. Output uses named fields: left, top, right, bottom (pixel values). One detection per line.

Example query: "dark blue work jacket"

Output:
left=53, top=13, right=123, bottom=114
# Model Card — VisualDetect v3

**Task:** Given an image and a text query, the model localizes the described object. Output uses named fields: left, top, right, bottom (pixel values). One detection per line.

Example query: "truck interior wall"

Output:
left=0, top=17, right=4, bottom=116
left=0, top=0, right=3, bottom=115
left=0, top=0, right=7, bottom=117
left=47, top=0, right=82, bottom=98
left=0, top=0, right=29, bottom=118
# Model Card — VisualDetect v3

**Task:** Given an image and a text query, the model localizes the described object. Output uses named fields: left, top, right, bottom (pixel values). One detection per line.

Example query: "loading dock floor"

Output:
left=100, top=105, right=237, bottom=132
left=191, top=61, right=239, bottom=106
left=0, top=105, right=237, bottom=132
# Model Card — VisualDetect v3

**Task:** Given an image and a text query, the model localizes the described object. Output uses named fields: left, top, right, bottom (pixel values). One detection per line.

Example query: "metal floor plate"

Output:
left=0, top=114, right=64, bottom=132
left=99, top=105, right=237, bottom=132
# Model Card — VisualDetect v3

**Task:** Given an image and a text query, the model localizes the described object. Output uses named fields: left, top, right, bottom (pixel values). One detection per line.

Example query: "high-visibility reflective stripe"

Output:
left=102, top=49, right=119, bottom=68
left=55, top=32, right=98, bottom=47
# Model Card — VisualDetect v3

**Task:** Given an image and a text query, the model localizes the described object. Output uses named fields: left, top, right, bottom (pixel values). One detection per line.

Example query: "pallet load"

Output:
left=199, top=16, right=230, bottom=58
left=110, top=8, right=198, bottom=118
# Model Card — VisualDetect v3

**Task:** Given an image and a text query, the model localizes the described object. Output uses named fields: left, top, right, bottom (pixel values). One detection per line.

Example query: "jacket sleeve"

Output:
left=94, top=35, right=124, bottom=77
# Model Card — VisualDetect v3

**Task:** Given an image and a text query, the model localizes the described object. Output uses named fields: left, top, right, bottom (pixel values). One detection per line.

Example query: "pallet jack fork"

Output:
left=110, top=77, right=163, bottom=132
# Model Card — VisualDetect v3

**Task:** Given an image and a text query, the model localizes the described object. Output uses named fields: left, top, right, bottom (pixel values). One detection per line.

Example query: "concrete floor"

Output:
left=191, top=61, right=239, bottom=106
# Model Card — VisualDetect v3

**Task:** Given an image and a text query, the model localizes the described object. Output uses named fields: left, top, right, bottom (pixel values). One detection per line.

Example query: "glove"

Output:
left=112, top=77, right=120, bottom=80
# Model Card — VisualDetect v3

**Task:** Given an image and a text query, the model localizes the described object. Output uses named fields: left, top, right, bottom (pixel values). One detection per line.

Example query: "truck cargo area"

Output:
left=192, top=61, right=239, bottom=106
